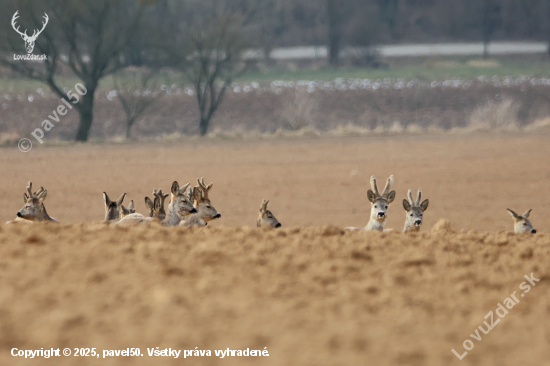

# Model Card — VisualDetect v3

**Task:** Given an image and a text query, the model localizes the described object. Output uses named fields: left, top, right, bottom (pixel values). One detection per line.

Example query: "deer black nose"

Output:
left=531, top=229, right=536, bottom=234
left=415, top=220, right=422, bottom=225
left=17, top=212, right=22, bottom=217
left=275, top=223, right=281, bottom=228
left=214, top=213, right=221, bottom=219
left=377, top=212, right=385, bottom=217
left=190, top=208, right=197, bottom=214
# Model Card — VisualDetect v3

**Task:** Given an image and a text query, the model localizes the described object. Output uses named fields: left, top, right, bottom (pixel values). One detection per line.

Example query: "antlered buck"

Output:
left=402, top=189, right=429, bottom=232
left=180, top=178, right=221, bottom=227
left=365, top=175, right=396, bottom=231
left=257, top=200, right=281, bottom=228
left=6, top=182, right=57, bottom=223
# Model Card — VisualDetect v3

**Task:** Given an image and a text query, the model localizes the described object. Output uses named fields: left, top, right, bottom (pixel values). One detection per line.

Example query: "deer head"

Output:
left=103, top=192, right=126, bottom=221
left=402, top=189, right=429, bottom=232
left=11, top=11, right=49, bottom=54
left=146, top=188, right=170, bottom=221
left=17, top=181, right=54, bottom=221
left=365, top=175, right=396, bottom=231
left=192, top=177, right=221, bottom=223
left=257, top=199, right=281, bottom=228
left=507, top=209, right=536, bottom=234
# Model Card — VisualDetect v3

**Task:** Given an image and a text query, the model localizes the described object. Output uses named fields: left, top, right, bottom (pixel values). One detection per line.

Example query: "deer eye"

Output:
left=410, top=213, right=413, bottom=216
left=523, top=223, right=527, bottom=226
left=206, top=205, right=211, bottom=209
left=385, top=206, right=388, bottom=209
left=374, top=205, right=377, bottom=208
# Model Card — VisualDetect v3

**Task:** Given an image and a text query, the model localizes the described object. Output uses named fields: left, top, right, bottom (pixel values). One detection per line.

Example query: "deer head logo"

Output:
left=11, top=11, right=49, bottom=54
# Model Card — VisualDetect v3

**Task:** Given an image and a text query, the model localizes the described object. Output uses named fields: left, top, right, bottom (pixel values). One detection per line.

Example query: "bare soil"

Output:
left=0, top=133, right=549, bottom=366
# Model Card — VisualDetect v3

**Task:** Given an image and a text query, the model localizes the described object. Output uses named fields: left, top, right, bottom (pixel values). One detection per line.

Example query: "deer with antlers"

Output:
left=507, top=209, right=537, bottom=234
left=6, top=182, right=57, bottom=224
left=11, top=11, right=49, bottom=54
left=257, top=200, right=281, bottom=228
left=179, top=178, right=221, bottom=227
left=364, top=175, right=396, bottom=231
left=116, top=188, right=171, bottom=225
left=402, top=189, right=429, bottom=232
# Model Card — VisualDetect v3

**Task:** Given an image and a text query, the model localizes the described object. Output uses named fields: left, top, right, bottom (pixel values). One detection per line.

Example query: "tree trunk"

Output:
left=75, top=85, right=96, bottom=142
left=327, top=0, right=341, bottom=67
left=126, top=119, right=133, bottom=139
left=199, top=116, right=209, bottom=136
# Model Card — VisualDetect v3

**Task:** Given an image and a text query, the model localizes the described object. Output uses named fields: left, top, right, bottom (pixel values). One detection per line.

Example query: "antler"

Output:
left=380, top=175, right=394, bottom=198
left=155, top=189, right=169, bottom=207
left=370, top=176, right=381, bottom=198
left=196, top=177, right=213, bottom=199
left=407, top=189, right=414, bottom=206
left=416, top=189, right=422, bottom=206
left=11, top=11, right=28, bottom=38
left=26, top=181, right=34, bottom=198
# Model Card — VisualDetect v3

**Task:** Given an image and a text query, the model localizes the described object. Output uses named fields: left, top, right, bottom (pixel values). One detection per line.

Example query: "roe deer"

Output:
left=257, top=199, right=281, bottom=228
left=179, top=178, right=221, bottom=227
left=6, top=182, right=57, bottom=223
left=164, top=181, right=197, bottom=226
left=365, top=175, right=396, bottom=231
left=402, top=189, right=429, bottom=232
left=507, top=209, right=536, bottom=234
left=118, top=200, right=136, bottom=218
left=116, top=189, right=170, bottom=225
left=103, top=192, right=126, bottom=221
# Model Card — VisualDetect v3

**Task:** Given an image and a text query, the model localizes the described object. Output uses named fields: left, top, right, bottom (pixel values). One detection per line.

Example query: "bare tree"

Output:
left=112, top=69, right=164, bottom=139
left=0, top=0, right=154, bottom=141
left=185, top=19, right=252, bottom=136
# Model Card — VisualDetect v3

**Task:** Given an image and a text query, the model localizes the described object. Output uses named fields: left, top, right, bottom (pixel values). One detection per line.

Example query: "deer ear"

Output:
left=523, top=209, right=532, bottom=218
left=116, top=193, right=126, bottom=206
left=171, top=181, right=179, bottom=196
left=367, top=190, right=376, bottom=203
left=420, top=199, right=429, bottom=211
left=507, top=209, right=520, bottom=221
left=386, top=191, right=396, bottom=204
left=103, top=192, right=111, bottom=206
left=128, top=200, right=135, bottom=211
left=145, top=197, right=154, bottom=210
left=24, top=193, right=29, bottom=203
left=402, top=199, right=411, bottom=211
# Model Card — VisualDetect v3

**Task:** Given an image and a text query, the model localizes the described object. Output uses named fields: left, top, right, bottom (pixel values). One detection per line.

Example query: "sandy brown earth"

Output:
left=0, top=132, right=549, bottom=366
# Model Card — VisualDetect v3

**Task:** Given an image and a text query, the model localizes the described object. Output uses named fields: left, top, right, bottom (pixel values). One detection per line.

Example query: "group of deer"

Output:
left=6, top=179, right=282, bottom=228
left=347, top=175, right=536, bottom=234
left=103, top=178, right=221, bottom=227
left=5, top=177, right=536, bottom=233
